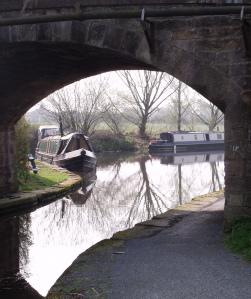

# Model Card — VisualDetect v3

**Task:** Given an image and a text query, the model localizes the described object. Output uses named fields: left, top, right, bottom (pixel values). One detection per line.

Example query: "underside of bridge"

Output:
left=0, top=3, right=251, bottom=225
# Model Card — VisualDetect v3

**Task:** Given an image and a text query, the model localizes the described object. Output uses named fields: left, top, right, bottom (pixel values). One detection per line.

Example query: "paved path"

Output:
left=48, top=198, right=251, bottom=299
left=110, top=199, right=251, bottom=299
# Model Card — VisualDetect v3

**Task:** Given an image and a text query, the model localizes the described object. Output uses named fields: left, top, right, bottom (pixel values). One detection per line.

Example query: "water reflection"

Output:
left=0, top=217, right=43, bottom=299
left=150, top=151, right=224, bottom=205
left=0, top=151, right=224, bottom=297
left=0, top=175, right=96, bottom=299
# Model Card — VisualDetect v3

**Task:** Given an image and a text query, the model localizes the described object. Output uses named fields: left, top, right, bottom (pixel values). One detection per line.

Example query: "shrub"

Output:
left=225, top=217, right=251, bottom=261
left=90, top=131, right=136, bottom=153
left=28, top=124, right=39, bottom=155
left=15, top=117, right=30, bottom=184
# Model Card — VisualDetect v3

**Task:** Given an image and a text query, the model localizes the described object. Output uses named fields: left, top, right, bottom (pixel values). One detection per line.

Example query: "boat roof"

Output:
left=61, top=132, right=88, bottom=140
left=38, top=125, right=59, bottom=131
left=40, top=132, right=88, bottom=141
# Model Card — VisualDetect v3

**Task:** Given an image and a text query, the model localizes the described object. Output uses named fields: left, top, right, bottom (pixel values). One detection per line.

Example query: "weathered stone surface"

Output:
left=224, top=205, right=251, bottom=227
left=0, top=126, right=17, bottom=195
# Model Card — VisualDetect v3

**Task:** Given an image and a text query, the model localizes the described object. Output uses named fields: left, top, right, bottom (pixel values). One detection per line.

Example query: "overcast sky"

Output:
left=29, top=70, right=207, bottom=112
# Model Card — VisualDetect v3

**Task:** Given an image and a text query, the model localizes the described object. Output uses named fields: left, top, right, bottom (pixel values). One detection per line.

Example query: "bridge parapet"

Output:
left=0, top=0, right=248, bottom=14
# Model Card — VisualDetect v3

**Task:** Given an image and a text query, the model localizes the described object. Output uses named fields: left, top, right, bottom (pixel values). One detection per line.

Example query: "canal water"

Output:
left=0, top=152, right=224, bottom=298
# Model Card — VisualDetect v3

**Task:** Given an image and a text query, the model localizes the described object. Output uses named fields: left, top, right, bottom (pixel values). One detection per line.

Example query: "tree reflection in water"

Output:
left=210, top=161, right=223, bottom=192
left=0, top=151, right=224, bottom=296
left=125, top=156, right=168, bottom=227
left=36, top=153, right=224, bottom=243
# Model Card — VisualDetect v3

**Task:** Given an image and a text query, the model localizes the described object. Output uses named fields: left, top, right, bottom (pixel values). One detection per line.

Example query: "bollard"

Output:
left=28, top=154, right=38, bottom=174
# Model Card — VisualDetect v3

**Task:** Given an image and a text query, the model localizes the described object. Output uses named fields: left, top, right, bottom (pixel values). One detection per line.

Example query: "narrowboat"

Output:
left=36, top=132, right=96, bottom=171
left=149, top=131, right=224, bottom=153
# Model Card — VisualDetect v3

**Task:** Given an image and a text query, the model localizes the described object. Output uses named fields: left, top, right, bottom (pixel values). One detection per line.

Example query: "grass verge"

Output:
left=19, top=161, right=69, bottom=192
left=225, top=217, right=251, bottom=261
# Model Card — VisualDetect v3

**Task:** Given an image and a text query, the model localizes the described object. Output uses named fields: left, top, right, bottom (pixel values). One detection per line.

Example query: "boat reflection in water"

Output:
left=149, top=150, right=224, bottom=205
left=67, top=178, right=96, bottom=207
left=150, top=150, right=224, bottom=166
left=60, top=174, right=97, bottom=219
left=0, top=151, right=224, bottom=297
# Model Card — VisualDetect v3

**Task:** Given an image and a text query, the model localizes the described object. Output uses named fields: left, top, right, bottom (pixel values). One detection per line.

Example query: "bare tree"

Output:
left=116, top=70, right=175, bottom=138
left=101, top=98, right=124, bottom=136
left=191, top=99, right=224, bottom=131
left=41, top=77, right=107, bottom=135
left=167, top=80, right=191, bottom=131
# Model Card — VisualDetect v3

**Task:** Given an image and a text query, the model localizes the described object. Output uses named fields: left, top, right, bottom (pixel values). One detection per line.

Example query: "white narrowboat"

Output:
left=149, top=131, right=224, bottom=153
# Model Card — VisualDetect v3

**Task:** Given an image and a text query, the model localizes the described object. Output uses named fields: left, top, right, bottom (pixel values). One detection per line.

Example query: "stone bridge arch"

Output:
left=1, top=16, right=236, bottom=122
left=0, top=11, right=250, bottom=224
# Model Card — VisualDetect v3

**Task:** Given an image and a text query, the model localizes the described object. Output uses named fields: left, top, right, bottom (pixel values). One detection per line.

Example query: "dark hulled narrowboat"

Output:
left=149, top=131, right=224, bottom=153
left=36, top=132, right=96, bottom=171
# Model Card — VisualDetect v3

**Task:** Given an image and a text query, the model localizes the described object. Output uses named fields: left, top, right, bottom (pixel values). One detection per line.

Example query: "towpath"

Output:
left=48, top=197, right=251, bottom=299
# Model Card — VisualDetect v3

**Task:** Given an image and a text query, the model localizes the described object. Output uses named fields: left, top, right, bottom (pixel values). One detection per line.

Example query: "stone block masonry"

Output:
left=0, top=126, right=17, bottom=196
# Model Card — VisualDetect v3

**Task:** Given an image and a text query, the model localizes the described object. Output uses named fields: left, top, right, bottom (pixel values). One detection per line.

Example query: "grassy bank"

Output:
left=19, top=161, right=69, bottom=192
left=225, top=218, right=251, bottom=261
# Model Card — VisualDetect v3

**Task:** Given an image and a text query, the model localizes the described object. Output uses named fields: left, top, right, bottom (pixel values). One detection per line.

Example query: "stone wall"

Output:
left=0, top=126, right=17, bottom=195
left=224, top=99, right=251, bottom=223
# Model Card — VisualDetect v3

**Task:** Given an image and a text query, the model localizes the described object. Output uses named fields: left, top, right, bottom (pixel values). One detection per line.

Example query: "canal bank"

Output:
left=0, top=163, right=82, bottom=215
left=46, top=190, right=251, bottom=299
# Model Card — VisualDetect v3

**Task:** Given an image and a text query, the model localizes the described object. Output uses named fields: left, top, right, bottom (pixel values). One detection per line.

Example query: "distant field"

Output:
left=96, top=121, right=224, bottom=138
left=146, top=123, right=224, bottom=137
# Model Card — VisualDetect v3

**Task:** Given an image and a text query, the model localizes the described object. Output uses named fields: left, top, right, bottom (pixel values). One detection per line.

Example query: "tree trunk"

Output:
left=139, top=116, right=148, bottom=139
left=209, top=122, right=216, bottom=131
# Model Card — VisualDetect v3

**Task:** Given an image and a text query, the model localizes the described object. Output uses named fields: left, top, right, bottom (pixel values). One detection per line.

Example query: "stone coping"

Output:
left=0, top=164, right=82, bottom=216
left=112, top=190, right=224, bottom=240
left=47, top=190, right=224, bottom=299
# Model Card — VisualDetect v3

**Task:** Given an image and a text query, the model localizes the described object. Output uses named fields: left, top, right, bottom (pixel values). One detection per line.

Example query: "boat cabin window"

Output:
left=38, top=140, right=47, bottom=152
left=160, top=132, right=173, bottom=142
left=58, top=140, right=68, bottom=154
left=48, top=140, right=60, bottom=155
left=38, top=139, right=60, bottom=154
left=65, top=135, right=90, bottom=153
left=41, top=128, right=59, bottom=139
left=173, top=133, right=205, bottom=142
